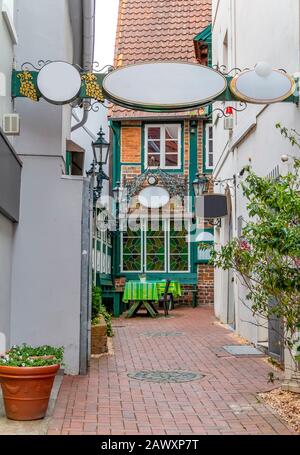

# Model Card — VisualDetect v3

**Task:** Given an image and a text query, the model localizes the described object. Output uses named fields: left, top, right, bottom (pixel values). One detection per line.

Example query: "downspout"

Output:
left=71, top=101, right=90, bottom=132
left=71, top=0, right=96, bottom=132
left=75, top=0, right=95, bottom=375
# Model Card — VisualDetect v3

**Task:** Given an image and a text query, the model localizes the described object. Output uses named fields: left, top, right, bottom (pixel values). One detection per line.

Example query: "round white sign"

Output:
left=102, top=62, right=227, bottom=111
left=138, top=186, right=170, bottom=208
left=37, top=61, right=82, bottom=105
left=230, top=69, right=295, bottom=104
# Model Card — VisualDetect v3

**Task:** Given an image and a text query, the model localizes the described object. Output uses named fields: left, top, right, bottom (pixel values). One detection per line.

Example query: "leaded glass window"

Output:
left=169, top=221, right=189, bottom=271
left=122, top=225, right=142, bottom=272
left=121, top=219, right=189, bottom=273
left=145, top=221, right=166, bottom=272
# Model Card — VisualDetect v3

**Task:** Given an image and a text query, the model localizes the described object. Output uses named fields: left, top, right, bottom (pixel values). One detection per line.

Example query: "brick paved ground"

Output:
left=48, top=307, right=295, bottom=435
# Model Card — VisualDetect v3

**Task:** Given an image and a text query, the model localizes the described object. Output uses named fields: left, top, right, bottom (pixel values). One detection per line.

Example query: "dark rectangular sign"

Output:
left=195, top=194, right=228, bottom=219
left=0, top=129, right=22, bottom=222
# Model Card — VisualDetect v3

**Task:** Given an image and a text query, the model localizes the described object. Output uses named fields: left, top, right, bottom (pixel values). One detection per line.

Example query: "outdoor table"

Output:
left=123, top=280, right=182, bottom=318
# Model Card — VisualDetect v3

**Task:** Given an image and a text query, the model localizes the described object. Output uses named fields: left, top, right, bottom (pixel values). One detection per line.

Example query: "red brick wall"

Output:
left=121, top=127, right=141, bottom=163
left=197, top=264, right=214, bottom=305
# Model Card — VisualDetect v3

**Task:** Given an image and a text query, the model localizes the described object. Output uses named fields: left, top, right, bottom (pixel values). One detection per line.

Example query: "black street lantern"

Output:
left=88, top=127, right=110, bottom=204
left=92, top=127, right=110, bottom=166
left=192, top=173, right=209, bottom=196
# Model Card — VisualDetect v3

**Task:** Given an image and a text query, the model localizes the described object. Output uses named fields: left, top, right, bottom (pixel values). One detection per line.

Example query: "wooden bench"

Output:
left=100, top=277, right=124, bottom=318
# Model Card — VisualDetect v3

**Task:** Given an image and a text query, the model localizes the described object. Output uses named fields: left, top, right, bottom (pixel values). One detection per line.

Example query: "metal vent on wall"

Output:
left=2, top=114, right=20, bottom=135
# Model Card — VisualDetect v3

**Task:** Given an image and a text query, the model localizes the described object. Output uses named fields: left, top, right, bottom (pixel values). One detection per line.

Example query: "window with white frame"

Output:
left=145, top=124, right=181, bottom=169
left=93, top=219, right=112, bottom=277
left=205, top=124, right=213, bottom=170
left=121, top=219, right=190, bottom=273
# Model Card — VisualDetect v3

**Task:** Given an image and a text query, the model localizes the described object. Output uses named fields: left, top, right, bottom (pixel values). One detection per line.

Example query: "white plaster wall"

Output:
left=0, top=0, right=15, bottom=132
left=14, top=0, right=74, bottom=161
left=0, top=213, right=14, bottom=347
left=9, top=0, right=85, bottom=373
left=212, top=0, right=300, bottom=345
left=10, top=156, right=83, bottom=374
left=0, top=0, right=16, bottom=349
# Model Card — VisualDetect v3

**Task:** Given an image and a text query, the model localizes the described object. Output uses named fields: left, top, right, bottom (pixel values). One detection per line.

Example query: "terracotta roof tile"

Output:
left=109, top=0, right=211, bottom=119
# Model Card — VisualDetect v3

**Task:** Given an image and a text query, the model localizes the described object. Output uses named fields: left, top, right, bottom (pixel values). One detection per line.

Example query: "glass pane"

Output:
left=146, top=254, right=165, bottom=271
left=209, top=153, right=213, bottom=168
left=148, top=154, right=160, bottom=166
left=165, top=154, right=178, bottom=167
left=170, top=237, right=188, bottom=254
left=148, top=140, right=160, bottom=154
left=123, top=255, right=141, bottom=272
left=165, top=125, right=179, bottom=140
left=147, top=237, right=165, bottom=254
left=148, top=127, right=160, bottom=140
left=209, top=126, right=213, bottom=139
left=148, top=221, right=164, bottom=236
left=123, top=237, right=141, bottom=254
left=209, top=140, right=213, bottom=154
left=170, top=221, right=188, bottom=236
left=169, top=254, right=189, bottom=271
left=165, top=140, right=178, bottom=154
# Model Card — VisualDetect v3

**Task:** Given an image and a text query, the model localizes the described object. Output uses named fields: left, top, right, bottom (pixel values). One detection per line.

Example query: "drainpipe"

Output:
left=71, top=0, right=95, bottom=133
left=71, top=100, right=90, bottom=132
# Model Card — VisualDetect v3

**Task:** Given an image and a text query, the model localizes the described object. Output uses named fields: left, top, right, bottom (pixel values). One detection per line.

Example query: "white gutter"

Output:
left=71, top=0, right=96, bottom=132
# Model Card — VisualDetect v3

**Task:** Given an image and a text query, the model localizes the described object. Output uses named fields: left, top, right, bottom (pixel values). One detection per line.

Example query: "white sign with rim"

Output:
left=37, top=61, right=82, bottom=105
left=102, top=62, right=227, bottom=111
left=230, top=69, right=296, bottom=104
left=138, top=186, right=170, bottom=209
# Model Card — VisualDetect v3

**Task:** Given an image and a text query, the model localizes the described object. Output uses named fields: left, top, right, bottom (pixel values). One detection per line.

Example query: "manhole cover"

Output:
left=127, top=370, right=203, bottom=383
left=141, top=331, right=183, bottom=337
left=223, top=345, right=264, bottom=356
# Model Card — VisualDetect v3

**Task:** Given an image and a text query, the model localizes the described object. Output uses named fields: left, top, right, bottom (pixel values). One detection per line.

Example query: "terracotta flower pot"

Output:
left=0, top=363, right=60, bottom=420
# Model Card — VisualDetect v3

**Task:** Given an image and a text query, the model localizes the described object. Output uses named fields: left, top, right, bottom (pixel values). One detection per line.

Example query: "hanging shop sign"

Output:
left=102, top=62, right=228, bottom=111
left=230, top=66, right=296, bottom=104
left=12, top=60, right=298, bottom=111
left=37, top=61, right=82, bottom=105
left=202, top=194, right=228, bottom=219
left=138, top=186, right=170, bottom=209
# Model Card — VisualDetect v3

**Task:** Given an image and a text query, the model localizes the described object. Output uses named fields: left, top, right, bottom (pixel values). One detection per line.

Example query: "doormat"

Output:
left=127, top=370, right=204, bottom=383
left=222, top=345, right=265, bottom=356
left=141, top=331, right=184, bottom=337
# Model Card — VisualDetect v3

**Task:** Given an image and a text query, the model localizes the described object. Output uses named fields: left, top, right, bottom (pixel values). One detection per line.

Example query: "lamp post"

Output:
left=192, top=173, right=209, bottom=196
left=91, top=127, right=110, bottom=203
left=87, top=127, right=110, bottom=285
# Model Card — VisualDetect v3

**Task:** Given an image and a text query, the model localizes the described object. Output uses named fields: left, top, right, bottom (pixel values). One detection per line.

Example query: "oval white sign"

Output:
left=230, top=69, right=295, bottom=104
left=138, top=186, right=170, bottom=208
left=102, top=62, right=227, bottom=111
left=37, top=61, right=82, bottom=105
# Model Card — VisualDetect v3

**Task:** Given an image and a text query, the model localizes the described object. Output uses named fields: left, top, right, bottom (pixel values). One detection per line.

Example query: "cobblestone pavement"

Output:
left=48, top=307, right=295, bottom=435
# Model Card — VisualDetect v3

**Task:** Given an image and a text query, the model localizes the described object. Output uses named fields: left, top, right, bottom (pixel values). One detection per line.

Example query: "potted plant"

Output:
left=91, top=286, right=113, bottom=354
left=0, top=344, right=64, bottom=421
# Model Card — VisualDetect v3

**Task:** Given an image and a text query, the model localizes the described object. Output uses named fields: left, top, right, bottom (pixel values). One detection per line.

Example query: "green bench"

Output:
left=99, top=277, right=124, bottom=318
